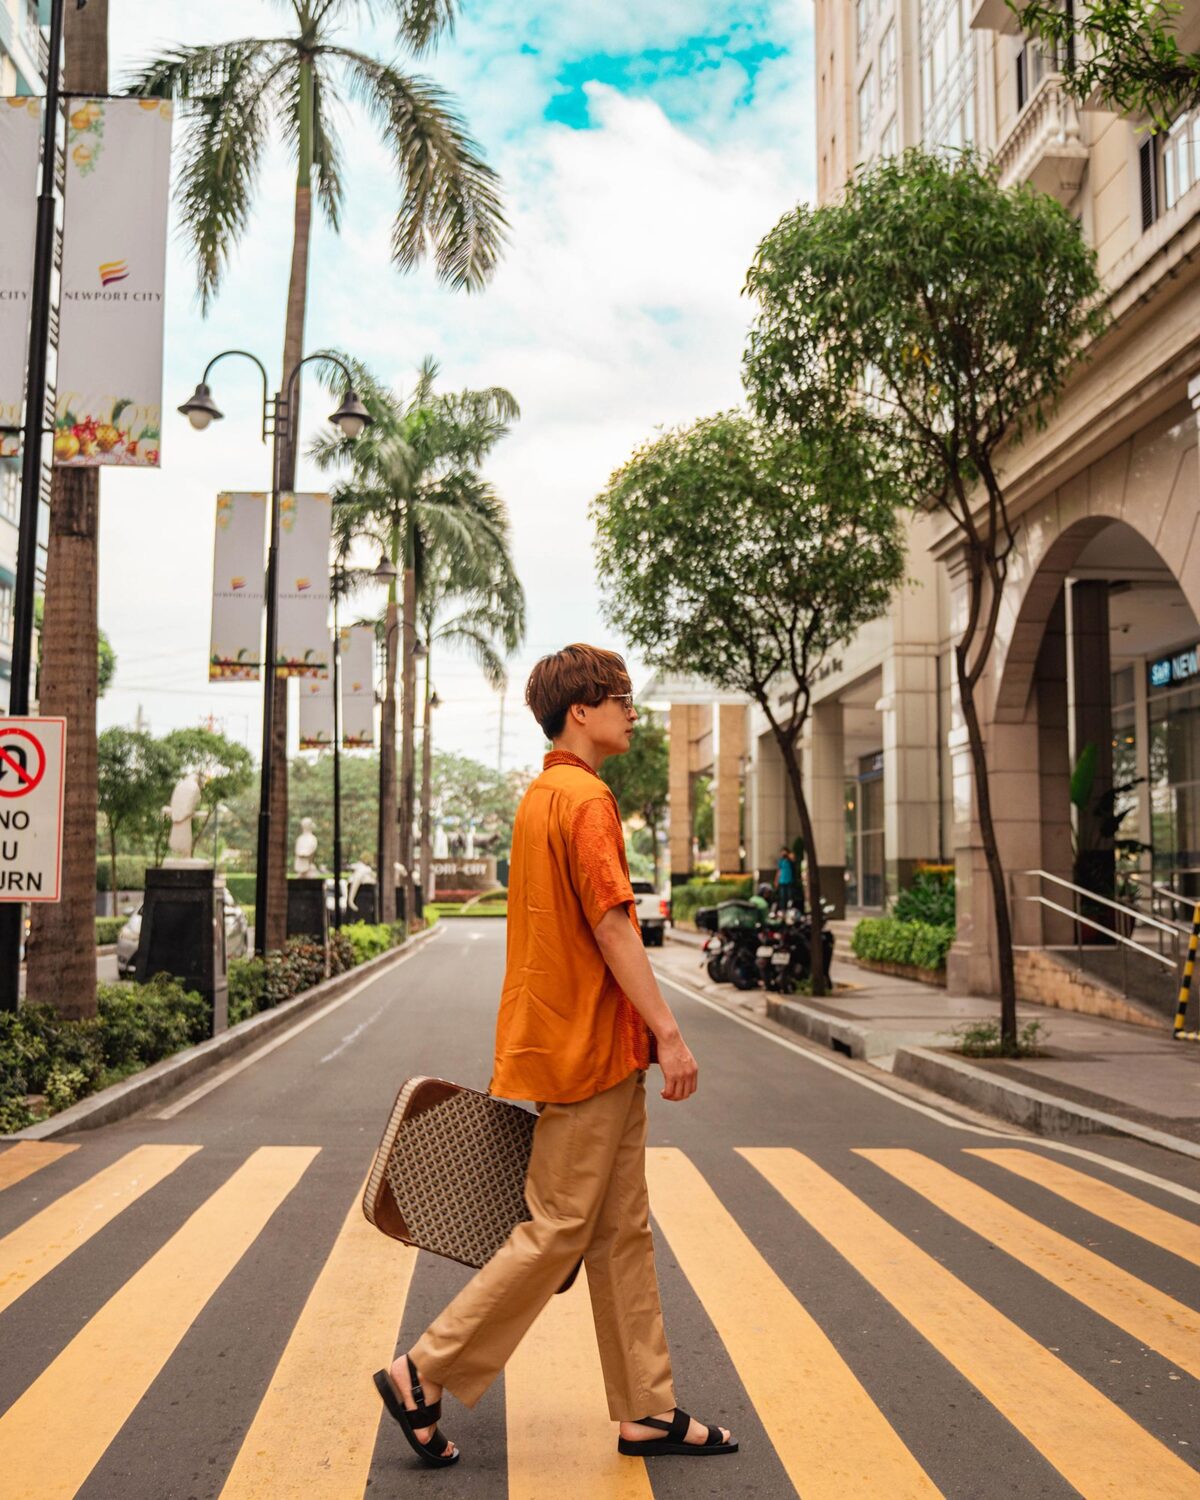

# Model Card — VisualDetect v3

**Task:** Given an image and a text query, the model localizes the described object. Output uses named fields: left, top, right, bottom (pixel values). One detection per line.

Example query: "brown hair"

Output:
left=525, top=643, right=632, bottom=740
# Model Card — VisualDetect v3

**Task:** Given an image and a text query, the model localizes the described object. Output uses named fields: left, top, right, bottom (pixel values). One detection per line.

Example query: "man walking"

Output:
left=375, top=644, right=737, bottom=1467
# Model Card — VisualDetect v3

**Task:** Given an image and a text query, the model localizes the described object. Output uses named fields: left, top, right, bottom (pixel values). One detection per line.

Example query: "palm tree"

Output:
left=416, top=524, right=525, bottom=896
left=313, top=354, right=519, bottom=921
left=131, top=1, right=505, bottom=949
left=26, top=1, right=110, bottom=1018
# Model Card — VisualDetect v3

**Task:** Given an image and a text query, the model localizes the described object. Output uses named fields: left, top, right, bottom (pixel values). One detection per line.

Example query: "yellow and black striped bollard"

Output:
left=1173, top=900, right=1200, bottom=1041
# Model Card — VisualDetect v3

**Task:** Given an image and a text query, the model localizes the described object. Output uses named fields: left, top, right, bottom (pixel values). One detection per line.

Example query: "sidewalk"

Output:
left=654, top=929, right=1200, bottom=1154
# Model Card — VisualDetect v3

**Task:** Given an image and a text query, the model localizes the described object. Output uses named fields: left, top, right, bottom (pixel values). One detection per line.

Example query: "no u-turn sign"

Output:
left=0, top=717, right=66, bottom=902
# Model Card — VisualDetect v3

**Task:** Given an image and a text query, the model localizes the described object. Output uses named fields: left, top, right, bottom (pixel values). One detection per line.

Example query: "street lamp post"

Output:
left=0, top=0, right=69, bottom=1014
left=179, top=352, right=371, bottom=958
left=331, top=560, right=343, bottom=931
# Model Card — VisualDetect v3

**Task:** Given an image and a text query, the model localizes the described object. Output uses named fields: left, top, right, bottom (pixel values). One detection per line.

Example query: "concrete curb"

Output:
left=766, top=995, right=895, bottom=1059
left=892, top=1045, right=1200, bottom=1161
left=7, top=926, right=440, bottom=1141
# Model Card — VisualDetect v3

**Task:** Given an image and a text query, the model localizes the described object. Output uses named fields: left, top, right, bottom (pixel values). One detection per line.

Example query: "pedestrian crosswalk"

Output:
left=0, top=1137, right=1197, bottom=1499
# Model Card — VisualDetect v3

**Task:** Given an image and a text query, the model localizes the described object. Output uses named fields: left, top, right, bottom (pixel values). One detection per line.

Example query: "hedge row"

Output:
left=226, top=920, right=405, bottom=1025
left=95, top=917, right=125, bottom=945
left=850, top=916, right=955, bottom=972
left=671, top=876, right=755, bottom=926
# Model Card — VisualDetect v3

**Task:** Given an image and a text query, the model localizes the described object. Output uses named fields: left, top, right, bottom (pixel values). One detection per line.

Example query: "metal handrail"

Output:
left=1023, top=893, right=1177, bottom=968
left=1019, top=868, right=1179, bottom=937
left=1152, top=884, right=1199, bottom=915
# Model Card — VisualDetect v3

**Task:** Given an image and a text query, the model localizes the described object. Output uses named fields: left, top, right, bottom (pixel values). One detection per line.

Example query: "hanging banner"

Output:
left=277, top=492, right=331, bottom=677
left=210, top=492, right=266, bottom=681
left=0, top=98, right=41, bottom=459
left=55, top=97, right=172, bottom=467
left=341, top=625, right=376, bottom=748
left=298, top=670, right=335, bottom=750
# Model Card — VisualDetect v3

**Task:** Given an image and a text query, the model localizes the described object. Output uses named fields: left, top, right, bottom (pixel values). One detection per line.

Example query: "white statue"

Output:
left=162, top=773, right=204, bottom=866
left=433, top=821, right=450, bottom=859
left=465, top=821, right=476, bottom=858
left=348, top=859, right=376, bottom=913
left=294, top=817, right=319, bottom=877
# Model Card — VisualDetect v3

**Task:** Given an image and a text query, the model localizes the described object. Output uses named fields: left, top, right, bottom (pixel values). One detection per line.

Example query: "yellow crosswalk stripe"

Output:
left=505, top=1268, right=654, bottom=1500
left=860, top=1149, right=1200, bottom=1380
left=0, top=1143, right=199, bottom=1316
left=0, top=1145, right=318, bottom=1500
left=0, top=1141, right=76, bottom=1191
left=219, top=1183, right=417, bottom=1498
left=743, top=1148, right=1200, bottom=1500
left=967, top=1148, right=1200, bottom=1265
left=645, top=1148, right=941, bottom=1499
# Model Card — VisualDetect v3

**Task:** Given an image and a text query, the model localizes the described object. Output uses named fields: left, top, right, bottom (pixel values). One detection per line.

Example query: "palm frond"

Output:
left=128, top=40, right=291, bottom=310
left=337, top=48, right=507, bottom=290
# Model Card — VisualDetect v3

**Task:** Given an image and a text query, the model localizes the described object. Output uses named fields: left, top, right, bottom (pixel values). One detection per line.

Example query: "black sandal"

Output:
left=373, top=1357, right=459, bottom=1467
left=617, top=1406, right=738, bottom=1457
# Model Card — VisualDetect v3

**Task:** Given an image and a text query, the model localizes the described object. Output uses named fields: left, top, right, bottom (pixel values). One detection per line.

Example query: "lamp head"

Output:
left=372, top=553, right=398, bottom=583
left=330, top=389, right=372, bottom=441
left=178, top=382, right=224, bottom=431
left=429, top=691, right=441, bottom=710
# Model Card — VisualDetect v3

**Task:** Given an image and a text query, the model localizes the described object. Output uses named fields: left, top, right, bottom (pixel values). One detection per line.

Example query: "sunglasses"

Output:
left=607, top=692, right=635, bottom=711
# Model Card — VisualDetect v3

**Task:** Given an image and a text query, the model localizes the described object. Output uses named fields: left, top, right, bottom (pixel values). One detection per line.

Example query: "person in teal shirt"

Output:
left=776, top=846, right=796, bottom=910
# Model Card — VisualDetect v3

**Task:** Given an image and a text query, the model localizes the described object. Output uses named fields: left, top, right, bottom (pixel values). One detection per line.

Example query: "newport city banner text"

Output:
left=210, top=492, right=267, bottom=681
left=0, top=99, right=41, bottom=459
left=277, top=493, right=332, bottom=678
left=55, top=98, right=173, bottom=468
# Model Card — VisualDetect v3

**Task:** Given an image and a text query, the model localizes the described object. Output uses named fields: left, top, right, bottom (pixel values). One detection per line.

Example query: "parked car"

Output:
left=117, top=886, right=249, bottom=977
left=631, top=880, right=670, bottom=947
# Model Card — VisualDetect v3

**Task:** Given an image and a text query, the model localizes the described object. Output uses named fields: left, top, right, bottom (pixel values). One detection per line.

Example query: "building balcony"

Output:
left=971, top=0, right=1024, bottom=35
left=994, top=75, right=1089, bottom=205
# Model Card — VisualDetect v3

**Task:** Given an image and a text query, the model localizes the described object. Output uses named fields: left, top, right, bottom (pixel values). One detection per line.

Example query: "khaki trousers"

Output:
left=409, top=1068, right=676, bottom=1422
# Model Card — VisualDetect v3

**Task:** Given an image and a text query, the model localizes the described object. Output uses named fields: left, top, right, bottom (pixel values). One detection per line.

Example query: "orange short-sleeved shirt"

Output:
left=489, top=749, right=653, bottom=1105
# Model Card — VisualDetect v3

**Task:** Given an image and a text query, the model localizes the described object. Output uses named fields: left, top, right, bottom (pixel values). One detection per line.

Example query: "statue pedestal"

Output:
left=287, top=878, right=329, bottom=945
left=347, top=884, right=377, bottom=924
left=394, top=883, right=424, bottom=924
left=135, top=867, right=228, bottom=1035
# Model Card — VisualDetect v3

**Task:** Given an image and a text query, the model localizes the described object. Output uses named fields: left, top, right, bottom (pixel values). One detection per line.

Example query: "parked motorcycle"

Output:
left=696, top=897, right=768, bottom=990
left=757, top=904, right=835, bottom=993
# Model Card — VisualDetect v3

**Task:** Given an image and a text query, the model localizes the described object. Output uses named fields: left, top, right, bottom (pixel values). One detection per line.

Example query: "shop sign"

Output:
left=1148, top=645, right=1200, bottom=690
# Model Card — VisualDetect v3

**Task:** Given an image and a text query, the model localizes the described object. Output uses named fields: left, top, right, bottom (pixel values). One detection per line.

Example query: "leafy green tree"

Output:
left=429, top=751, right=529, bottom=863
left=592, top=411, right=905, bottom=996
left=158, top=727, right=255, bottom=863
left=313, top=354, right=519, bottom=921
left=744, top=150, right=1106, bottom=1041
left=1013, top=0, right=1200, bottom=127
left=131, top=0, right=505, bottom=951
left=601, top=711, right=669, bottom=887
left=96, top=729, right=174, bottom=915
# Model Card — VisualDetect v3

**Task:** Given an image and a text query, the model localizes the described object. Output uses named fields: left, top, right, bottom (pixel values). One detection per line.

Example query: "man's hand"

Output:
left=655, top=1029, right=698, bottom=1102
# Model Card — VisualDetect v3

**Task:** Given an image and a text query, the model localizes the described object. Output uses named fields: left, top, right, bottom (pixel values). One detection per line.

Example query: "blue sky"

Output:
left=98, top=0, right=815, bottom=770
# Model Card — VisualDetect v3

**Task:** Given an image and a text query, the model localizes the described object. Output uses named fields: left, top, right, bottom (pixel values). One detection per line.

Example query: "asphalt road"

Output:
left=1, top=917, right=1199, bottom=1499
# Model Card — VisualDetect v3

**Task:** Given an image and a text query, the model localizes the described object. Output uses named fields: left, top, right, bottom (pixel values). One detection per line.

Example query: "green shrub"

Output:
left=225, top=873, right=257, bottom=905
left=388, top=920, right=407, bottom=947
left=342, top=921, right=394, bottom=965
left=893, top=868, right=956, bottom=927
left=228, top=958, right=267, bottom=1025
left=95, top=855, right=149, bottom=892
left=45, top=1065, right=91, bottom=1113
left=264, top=937, right=327, bottom=1007
left=95, top=917, right=125, bottom=945
left=851, top=916, right=954, bottom=971
left=671, top=877, right=755, bottom=925
left=950, top=1017, right=1049, bottom=1058
left=97, top=976, right=209, bottom=1064
left=328, top=929, right=355, bottom=976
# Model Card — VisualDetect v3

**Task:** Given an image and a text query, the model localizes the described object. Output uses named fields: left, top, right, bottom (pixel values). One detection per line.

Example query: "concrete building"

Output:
left=658, top=3, right=1200, bottom=1007
left=0, top=0, right=51, bottom=711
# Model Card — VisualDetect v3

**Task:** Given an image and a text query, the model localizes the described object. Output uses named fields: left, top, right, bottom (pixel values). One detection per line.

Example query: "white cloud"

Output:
left=95, top=1, right=814, bottom=769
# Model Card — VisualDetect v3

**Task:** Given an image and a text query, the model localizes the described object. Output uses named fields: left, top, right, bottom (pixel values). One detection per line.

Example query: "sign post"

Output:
left=0, top=716, right=66, bottom=1010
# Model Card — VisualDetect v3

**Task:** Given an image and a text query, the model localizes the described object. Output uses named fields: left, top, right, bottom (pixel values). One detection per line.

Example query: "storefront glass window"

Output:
left=1148, top=678, right=1200, bottom=893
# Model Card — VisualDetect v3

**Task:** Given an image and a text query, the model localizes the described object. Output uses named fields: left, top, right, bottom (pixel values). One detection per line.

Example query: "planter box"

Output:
left=850, top=956, right=947, bottom=988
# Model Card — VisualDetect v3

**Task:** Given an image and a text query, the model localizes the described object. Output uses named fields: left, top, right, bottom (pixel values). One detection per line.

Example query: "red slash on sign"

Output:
left=0, top=728, right=47, bottom=798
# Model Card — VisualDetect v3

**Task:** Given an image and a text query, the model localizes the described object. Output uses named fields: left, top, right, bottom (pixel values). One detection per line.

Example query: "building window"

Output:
left=0, top=466, right=18, bottom=523
left=1015, top=37, right=1051, bottom=112
left=880, top=20, right=897, bottom=102
left=859, top=68, right=875, bottom=145
left=1162, top=108, right=1200, bottom=214
left=857, top=0, right=873, bottom=56
left=920, top=0, right=976, bottom=150
left=0, top=579, right=13, bottom=645
left=881, top=114, right=899, bottom=158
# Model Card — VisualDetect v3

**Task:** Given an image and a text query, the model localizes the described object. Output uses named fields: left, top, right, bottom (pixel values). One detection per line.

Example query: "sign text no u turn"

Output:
left=0, top=718, right=66, bottom=902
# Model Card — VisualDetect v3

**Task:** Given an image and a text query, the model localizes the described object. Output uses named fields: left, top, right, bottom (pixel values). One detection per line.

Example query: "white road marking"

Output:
left=319, top=1001, right=389, bottom=1064
left=655, top=969, right=1200, bottom=1210
left=155, top=929, right=443, bottom=1119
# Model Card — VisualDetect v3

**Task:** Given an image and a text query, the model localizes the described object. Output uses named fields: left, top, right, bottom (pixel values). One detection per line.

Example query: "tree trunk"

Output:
left=775, top=730, right=828, bottom=998
left=420, top=648, right=433, bottom=900
left=956, top=645, right=1019, bottom=1048
left=27, top=1, right=108, bottom=1018
left=399, top=517, right=417, bottom=925
left=263, top=60, right=315, bottom=952
left=109, top=826, right=118, bottom=919
left=377, top=580, right=399, bottom=923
